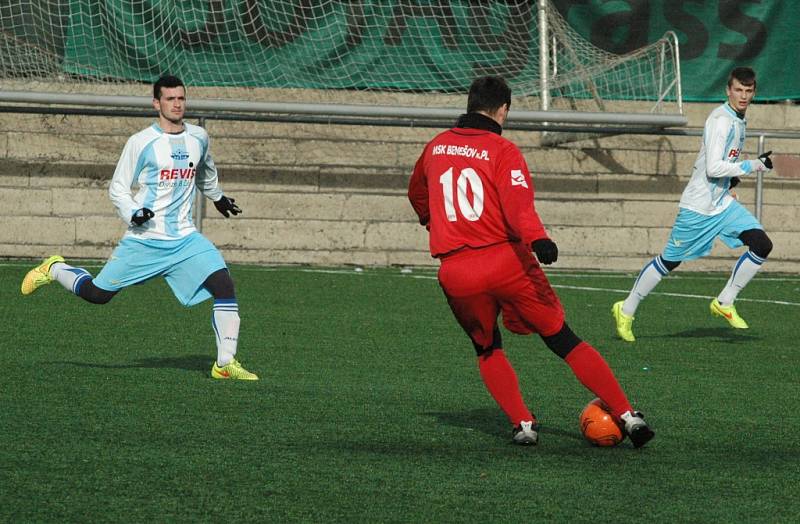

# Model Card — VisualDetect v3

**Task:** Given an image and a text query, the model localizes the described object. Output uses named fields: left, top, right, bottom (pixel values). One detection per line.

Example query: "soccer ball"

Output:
left=580, top=398, right=624, bottom=447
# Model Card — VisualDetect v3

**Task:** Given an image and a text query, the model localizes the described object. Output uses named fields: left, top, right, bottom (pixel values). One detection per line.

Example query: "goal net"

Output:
left=0, top=0, right=681, bottom=113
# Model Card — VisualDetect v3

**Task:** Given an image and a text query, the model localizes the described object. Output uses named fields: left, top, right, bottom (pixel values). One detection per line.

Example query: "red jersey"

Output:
left=408, top=123, right=549, bottom=257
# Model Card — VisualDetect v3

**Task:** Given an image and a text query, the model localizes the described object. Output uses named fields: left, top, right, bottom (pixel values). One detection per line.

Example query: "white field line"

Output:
left=4, top=262, right=799, bottom=306
left=237, top=266, right=800, bottom=307
left=229, top=266, right=800, bottom=282
left=552, top=284, right=800, bottom=307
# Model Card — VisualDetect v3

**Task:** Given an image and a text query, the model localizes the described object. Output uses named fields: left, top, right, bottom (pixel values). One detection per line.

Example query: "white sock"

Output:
left=50, top=262, right=93, bottom=295
left=717, top=251, right=764, bottom=306
left=622, top=257, right=669, bottom=316
left=212, top=299, right=240, bottom=367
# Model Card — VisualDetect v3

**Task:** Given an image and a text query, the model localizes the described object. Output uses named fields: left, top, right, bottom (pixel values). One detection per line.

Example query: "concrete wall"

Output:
left=2, top=89, right=800, bottom=272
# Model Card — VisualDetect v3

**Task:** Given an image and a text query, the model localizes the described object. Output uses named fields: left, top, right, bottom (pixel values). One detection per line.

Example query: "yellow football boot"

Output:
left=710, top=299, right=748, bottom=329
left=21, top=255, right=64, bottom=295
left=612, top=301, right=636, bottom=342
left=211, top=359, right=259, bottom=380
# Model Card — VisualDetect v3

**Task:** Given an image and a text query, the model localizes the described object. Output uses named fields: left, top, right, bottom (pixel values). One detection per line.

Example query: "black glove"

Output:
left=131, top=207, right=154, bottom=226
left=758, top=150, right=773, bottom=170
left=213, top=196, right=242, bottom=218
left=729, top=176, right=740, bottom=189
left=532, top=238, right=558, bottom=265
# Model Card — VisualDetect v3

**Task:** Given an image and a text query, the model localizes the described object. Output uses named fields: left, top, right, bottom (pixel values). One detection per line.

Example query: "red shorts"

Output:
left=438, top=242, right=564, bottom=349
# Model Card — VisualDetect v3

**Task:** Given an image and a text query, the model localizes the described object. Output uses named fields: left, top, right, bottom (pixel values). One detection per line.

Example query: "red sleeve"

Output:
left=494, top=143, right=548, bottom=245
left=408, top=145, right=431, bottom=226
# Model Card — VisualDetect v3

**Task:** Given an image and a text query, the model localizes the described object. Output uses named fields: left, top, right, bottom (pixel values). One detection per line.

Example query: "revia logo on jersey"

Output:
left=171, top=149, right=189, bottom=160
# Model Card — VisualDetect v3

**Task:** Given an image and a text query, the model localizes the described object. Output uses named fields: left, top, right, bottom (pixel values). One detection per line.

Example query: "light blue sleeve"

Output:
left=704, top=113, right=748, bottom=179
left=192, top=127, right=223, bottom=202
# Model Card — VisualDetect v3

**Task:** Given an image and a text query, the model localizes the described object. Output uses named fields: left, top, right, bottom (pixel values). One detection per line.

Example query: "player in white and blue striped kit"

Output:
left=21, top=75, right=258, bottom=380
left=612, top=67, right=774, bottom=342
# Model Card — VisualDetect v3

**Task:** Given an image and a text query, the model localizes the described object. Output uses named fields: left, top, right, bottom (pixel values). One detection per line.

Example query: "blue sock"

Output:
left=50, top=262, right=93, bottom=295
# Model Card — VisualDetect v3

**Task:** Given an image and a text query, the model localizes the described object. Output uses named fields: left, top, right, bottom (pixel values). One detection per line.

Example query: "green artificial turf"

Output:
left=2, top=263, right=799, bottom=522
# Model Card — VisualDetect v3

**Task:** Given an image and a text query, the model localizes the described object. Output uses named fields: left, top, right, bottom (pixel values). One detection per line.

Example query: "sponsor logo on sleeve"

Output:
left=510, top=169, right=528, bottom=188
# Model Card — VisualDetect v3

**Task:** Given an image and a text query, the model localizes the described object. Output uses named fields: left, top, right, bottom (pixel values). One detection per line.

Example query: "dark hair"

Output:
left=728, top=67, right=756, bottom=88
left=153, top=75, right=185, bottom=99
left=466, top=76, right=511, bottom=114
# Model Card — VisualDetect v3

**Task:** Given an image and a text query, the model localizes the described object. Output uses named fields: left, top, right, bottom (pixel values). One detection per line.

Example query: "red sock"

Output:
left=477, top=349, right=534, bottom=426
left=564, top=342, right=633, bottom=419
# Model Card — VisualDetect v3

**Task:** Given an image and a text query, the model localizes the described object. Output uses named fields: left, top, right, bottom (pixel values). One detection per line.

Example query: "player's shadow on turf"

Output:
left=670, top=327, right=759, bottom=343
left=427, top=408, right=583, bottom=442
left=426, top=407, right=504, bottom=437
left=44, top=354, right=210, bottom=373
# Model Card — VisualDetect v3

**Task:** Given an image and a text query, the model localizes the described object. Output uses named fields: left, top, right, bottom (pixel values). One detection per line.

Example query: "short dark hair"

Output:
left=728, top=67, right=756, bottom=88
left=467, top=76, right=511, bottom=114
left=154, top=75, right=185, bottom=99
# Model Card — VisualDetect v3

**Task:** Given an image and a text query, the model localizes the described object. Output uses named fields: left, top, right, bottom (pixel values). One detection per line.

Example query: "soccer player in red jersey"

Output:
left=408, top=76, right=654, bottom=447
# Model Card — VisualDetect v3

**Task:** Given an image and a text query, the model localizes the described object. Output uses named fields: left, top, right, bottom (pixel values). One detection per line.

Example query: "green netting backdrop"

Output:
left=1, top=1, right=790, bottom=101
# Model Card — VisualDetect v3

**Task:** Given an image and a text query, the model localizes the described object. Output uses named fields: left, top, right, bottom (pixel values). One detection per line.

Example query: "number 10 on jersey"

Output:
left=440, top=167, right=484, bottom=222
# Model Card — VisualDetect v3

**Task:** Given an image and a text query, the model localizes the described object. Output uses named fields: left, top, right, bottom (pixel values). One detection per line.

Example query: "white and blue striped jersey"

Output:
left=679, top=103, right=759, bottom=216
left=109, top=122, right=224, bottom=240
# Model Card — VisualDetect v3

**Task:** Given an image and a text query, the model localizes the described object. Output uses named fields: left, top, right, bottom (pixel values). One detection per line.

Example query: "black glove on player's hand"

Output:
left=213, top=196, right=242, bottom=218
left=532, top=238, right=558, bottom=265
left=131, top=207, right=154, bottom=226
left=758, top=150, right=773, bottom=170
